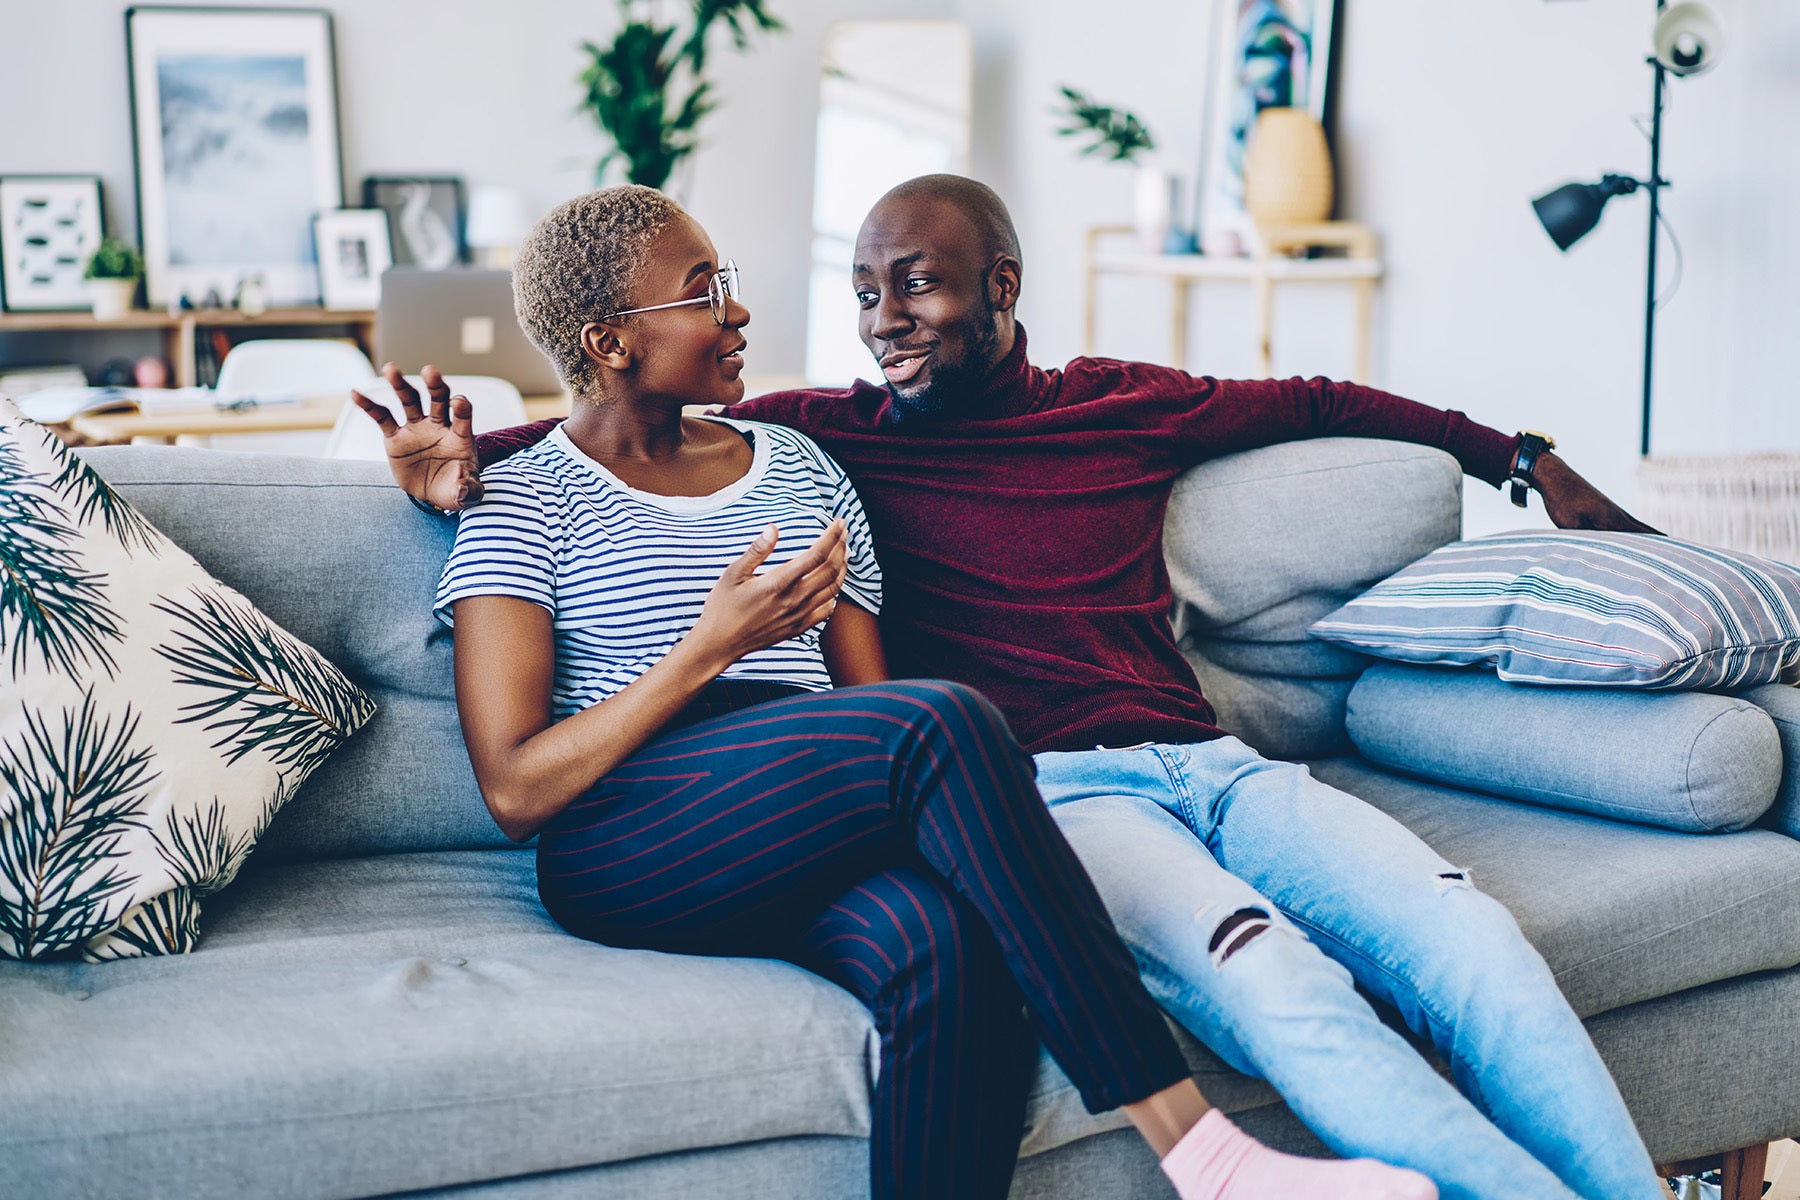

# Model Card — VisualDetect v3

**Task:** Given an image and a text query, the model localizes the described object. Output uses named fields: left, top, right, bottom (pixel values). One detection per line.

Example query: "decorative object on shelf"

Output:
left=1198, top=0, right=1339, bottom=257
left=1052, top=84, right=1181, bottom=254
left=1241, top=107, right=1333, bottom=227
left=361, top=176, right=466, bottom=269
left=0, top=175, right=105, bottom=312
left=1530, top=1, right=1723, bottom=459
left=577, top=0, right=784, bottom=191
left=465, top=186, right=531, bottom=269
left=127, top=6, right=344, bottom=309
left=311, top=210, right=391, bottom=311
left=83, top=236, right=144, bottom=320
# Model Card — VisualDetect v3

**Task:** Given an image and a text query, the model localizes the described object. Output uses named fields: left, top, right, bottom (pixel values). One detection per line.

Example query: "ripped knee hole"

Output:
left=1207, top=906, right=1272, bottom=967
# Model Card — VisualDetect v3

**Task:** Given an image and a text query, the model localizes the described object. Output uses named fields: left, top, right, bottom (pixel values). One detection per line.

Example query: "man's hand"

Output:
left=1531, top=452, right=1662, bottom=534
left=350, top=363, right=484, bottom=512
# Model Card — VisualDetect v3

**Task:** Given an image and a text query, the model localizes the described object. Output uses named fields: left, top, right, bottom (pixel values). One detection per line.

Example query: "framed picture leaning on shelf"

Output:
left=362, top=176, right=466, bottom=269
left=0, top=175, right=105, bottom=312
left=126, top=6, right=344, bottom=308
left=313, top=209, right=390, bottom=311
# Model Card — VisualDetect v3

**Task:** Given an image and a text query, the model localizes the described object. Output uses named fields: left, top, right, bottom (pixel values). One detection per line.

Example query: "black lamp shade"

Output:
left=1533, top=183, right=1608, bottom=251
left=1532, top=175, right=1641, bottom=252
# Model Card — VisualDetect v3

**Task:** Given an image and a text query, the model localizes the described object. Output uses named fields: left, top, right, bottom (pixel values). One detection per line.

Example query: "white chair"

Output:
left=325, top=374, right=528, bottom=461
left=212, top=339, right=377, bottom=401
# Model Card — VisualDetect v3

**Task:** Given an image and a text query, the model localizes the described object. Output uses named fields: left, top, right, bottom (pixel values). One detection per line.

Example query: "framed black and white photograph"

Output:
left=0, top=175, right=105, bottom=312
left=362, top=176, right=466, bottom=269
left=127, top=6, right=344, bottom=307
left=313, top=209, right=390, bottom=310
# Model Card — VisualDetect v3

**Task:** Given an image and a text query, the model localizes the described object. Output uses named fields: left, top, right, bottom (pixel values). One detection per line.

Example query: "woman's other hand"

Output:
left=690, top=520, right=849, bottom=668
left=351, top=362, right=485, bottom=511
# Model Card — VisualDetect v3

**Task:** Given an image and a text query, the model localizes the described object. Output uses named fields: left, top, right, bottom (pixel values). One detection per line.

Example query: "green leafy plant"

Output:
left=83, top=236, right=144, bottom=281
left=1053, top=85, right=1156, bottom=164
left=578, top=0, right=784, bottom=190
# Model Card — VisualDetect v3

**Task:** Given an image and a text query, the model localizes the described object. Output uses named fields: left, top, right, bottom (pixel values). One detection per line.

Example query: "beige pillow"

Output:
left=0, top=400, right=375, bottom=960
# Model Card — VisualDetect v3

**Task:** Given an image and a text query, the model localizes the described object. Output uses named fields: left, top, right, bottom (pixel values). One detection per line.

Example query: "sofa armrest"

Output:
left=1740, top=683, right=1800, bottom=840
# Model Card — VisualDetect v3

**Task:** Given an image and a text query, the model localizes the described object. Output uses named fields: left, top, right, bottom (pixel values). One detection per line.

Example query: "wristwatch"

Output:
left=1509, top=430, right=1556, bottom=508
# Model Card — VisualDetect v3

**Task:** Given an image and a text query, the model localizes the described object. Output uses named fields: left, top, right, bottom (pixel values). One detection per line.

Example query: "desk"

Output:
left=67, top=392, right=571, bottom=445
left=1083, top=223, right=1383, bottom=381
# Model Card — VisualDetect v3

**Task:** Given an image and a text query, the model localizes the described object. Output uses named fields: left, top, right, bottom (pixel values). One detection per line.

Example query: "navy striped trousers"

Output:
left=536, top=680, right=1190, bottom=1199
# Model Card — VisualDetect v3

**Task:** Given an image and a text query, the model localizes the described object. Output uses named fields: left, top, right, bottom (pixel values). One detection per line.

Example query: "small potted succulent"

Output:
left=84, top=236, right=144, bottom=319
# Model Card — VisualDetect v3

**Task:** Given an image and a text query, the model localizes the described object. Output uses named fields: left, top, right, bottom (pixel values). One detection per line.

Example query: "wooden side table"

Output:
left=1083, top=222, right=1383, bottom=380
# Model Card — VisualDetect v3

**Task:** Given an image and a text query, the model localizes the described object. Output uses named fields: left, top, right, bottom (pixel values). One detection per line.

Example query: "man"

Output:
left=366, top=175, right=1667, bottom=1200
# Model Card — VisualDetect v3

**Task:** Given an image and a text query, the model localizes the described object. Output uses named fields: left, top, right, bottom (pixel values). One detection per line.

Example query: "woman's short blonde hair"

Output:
left=512, top=184, right=687, bottom=396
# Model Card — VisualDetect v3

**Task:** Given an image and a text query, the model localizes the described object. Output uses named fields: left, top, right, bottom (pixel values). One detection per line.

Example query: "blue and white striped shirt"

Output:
left=435, top=418, right=882, bottom=720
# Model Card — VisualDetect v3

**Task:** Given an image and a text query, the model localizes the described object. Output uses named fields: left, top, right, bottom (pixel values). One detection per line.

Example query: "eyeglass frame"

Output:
left=601, top=260, right=740, bottom=325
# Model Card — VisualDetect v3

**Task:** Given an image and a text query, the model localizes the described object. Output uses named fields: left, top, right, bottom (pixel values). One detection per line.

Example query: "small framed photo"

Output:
left=312, top=209, right=391, bottom=310
left=0, top=175, right=105, bottom=312
left=362, top=176, right=467, bottom=268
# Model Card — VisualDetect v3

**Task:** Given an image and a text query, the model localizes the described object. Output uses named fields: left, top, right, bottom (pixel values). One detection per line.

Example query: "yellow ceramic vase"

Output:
left=1242, top=107, right=1335, bottom=226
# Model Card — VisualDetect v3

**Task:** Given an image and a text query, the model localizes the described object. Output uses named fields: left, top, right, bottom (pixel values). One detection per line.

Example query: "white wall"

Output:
left=956, top=0, right=1800, bottom=534
left=6, top=0, right=1796, bottom=535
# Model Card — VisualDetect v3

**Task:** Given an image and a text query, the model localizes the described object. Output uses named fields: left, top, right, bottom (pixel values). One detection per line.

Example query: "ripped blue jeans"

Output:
left=1037, top=737, right=1664, bottom=1200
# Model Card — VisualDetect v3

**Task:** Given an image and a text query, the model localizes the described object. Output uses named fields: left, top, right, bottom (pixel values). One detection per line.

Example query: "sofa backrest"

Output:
left=1163, top=437, right=1464, bottom=759
left=80, top=437, right=1464, bottom=859
left=81, top=447, right=510, bottom=861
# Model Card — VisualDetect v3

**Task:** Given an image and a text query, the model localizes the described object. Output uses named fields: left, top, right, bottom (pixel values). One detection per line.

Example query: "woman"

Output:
left=358, top=185, right=1435, bottom=1200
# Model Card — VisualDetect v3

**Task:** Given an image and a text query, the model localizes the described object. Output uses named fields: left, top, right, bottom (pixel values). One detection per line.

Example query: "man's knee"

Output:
left=1207, top=905, right=1275, bottom=968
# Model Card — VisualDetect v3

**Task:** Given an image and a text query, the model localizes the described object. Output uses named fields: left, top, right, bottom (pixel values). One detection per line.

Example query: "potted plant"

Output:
left=84, top=237, right=143, bottom=320
left=578, top=0, right=784, bottom=191
left=1053, top=85, right=1178, bottom=253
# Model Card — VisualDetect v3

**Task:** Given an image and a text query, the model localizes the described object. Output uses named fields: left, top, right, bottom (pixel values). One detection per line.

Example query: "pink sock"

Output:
left=1160, top=1109, right=1439, bottom=1200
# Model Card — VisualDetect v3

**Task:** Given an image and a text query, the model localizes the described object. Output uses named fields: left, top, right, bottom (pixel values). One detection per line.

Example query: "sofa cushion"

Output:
left=1345, top=663, right=1782, bottom=832
left=0, top=409, right=374, bottom=960
left=1311, top=530, right=1800, bottom=689
left=0, top=847, right=1266, bottom=1200
left=78, top=447, right=513, bottom=861
left=1164, top=438, right=1462, bottom=758
left=1309, top=757, right=1800, bottom=1017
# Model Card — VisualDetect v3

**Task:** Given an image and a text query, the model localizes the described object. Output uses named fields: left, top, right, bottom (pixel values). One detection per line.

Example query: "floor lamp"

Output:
left=1529, top=1, right=1723, bottom=458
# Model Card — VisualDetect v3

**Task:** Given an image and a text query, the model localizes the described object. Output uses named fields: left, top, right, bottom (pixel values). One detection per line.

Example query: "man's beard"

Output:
left=884, top=304, right=1002, bottom=425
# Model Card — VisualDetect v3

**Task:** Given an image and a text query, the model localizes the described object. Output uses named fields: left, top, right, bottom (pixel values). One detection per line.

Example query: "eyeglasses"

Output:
left=603, top=260, right=740, bottom=325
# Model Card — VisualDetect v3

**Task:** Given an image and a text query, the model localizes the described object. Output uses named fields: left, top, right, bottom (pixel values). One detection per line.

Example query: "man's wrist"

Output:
left=408, top=493, right=456, bottom=518
left=1509, top=430, right=1556, bottom=507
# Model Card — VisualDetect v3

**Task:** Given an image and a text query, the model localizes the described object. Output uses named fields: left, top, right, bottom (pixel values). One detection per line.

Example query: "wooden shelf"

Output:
left=0, top=307, right=375, bottom=387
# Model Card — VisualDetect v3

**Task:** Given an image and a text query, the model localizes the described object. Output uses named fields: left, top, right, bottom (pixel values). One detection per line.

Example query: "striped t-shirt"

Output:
left=435, top=417, right=881, bottom=720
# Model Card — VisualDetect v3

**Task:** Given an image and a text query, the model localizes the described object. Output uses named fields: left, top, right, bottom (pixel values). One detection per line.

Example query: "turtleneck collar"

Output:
left=878, top=323, right=1048, bottom=428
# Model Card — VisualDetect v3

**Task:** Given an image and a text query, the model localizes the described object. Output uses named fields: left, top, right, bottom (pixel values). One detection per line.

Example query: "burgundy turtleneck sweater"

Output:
left=476, top=329, right=1516, bottom=754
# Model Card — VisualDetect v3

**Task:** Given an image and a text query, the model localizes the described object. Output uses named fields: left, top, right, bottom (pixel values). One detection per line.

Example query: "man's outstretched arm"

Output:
left=353, top=363, right=559, bottom=512
left=1189, top=374, right=1658, bottom=535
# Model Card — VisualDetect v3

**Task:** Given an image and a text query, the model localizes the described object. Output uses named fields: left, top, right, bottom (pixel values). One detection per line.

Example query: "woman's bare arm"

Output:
left=453, top=521, right=849, bottom=842
left=821, top=602, right=889, bottom=686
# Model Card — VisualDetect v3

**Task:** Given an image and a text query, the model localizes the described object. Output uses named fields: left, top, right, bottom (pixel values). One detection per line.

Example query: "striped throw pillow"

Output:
left=1309, top=531, right=1800, bottom=689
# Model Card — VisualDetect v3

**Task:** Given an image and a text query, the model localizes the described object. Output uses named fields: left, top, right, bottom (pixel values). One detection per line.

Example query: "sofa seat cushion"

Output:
left=0, top=847, right=1272, bottom=1200
left=1310, top=757, right=1800, bottom=1017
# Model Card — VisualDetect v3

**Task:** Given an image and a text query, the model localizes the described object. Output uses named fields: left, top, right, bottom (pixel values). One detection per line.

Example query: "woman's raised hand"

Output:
left=350, top=363, right=485, bottom=511
left=689, top=521, right=850, bottom=668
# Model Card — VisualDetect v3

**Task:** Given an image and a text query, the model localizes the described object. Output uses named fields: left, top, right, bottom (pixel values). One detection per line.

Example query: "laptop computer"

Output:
left=376, top=267, right=566, bottom=396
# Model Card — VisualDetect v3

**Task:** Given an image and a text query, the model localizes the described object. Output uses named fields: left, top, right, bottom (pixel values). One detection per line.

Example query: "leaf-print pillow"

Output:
left=0, top=399, right=375, bottom=960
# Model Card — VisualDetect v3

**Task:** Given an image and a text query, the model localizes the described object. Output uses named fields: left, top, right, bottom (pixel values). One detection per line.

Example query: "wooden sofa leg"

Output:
left=1657, top=1143, right=1770, bottom=1200
left=1720, top=1142, right=1770, bottom=1200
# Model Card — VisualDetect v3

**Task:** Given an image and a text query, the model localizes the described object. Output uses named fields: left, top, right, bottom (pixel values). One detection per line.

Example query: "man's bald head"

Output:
left=871, top=174, right=1022, bottom=267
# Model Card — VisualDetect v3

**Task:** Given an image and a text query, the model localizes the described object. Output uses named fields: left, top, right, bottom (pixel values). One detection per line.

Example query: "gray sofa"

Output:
left=4, top=437, right=1798, bottom=1199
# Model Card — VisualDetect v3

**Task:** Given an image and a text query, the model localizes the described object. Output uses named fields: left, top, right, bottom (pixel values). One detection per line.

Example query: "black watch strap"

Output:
left=1509, top=430, right=1556, bottom=508
left=408, top=492, right=456, bottom=518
